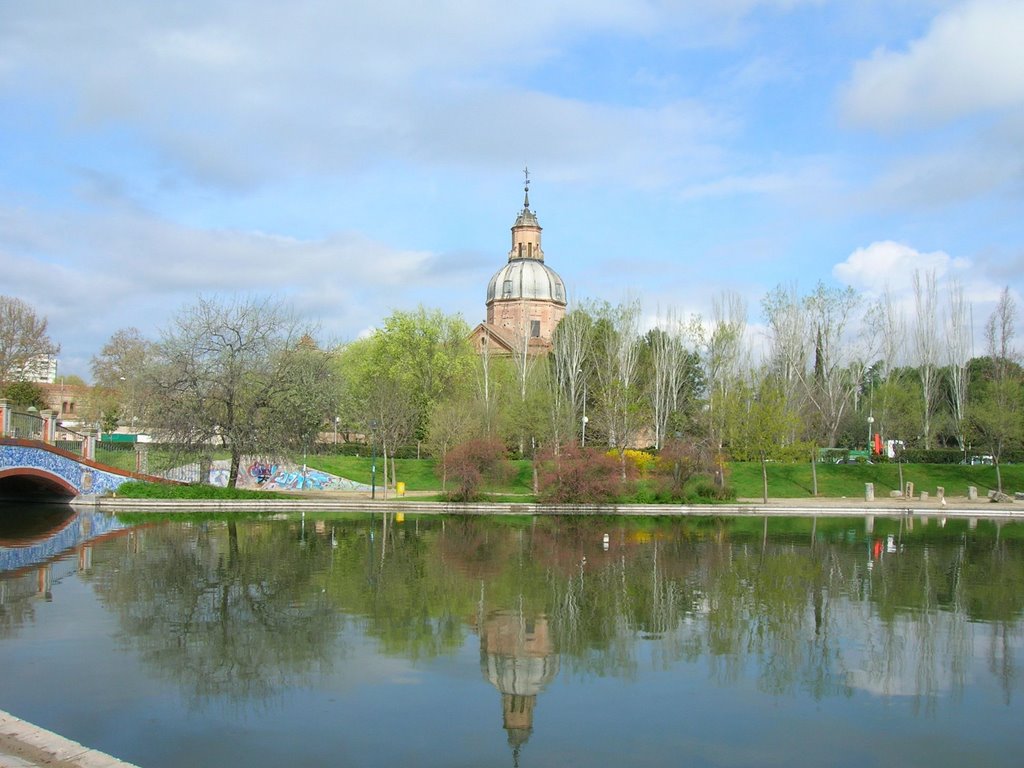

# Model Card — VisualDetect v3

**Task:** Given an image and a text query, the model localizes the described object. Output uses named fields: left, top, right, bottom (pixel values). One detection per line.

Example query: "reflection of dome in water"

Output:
left=480, top=609, right=559, bottom=760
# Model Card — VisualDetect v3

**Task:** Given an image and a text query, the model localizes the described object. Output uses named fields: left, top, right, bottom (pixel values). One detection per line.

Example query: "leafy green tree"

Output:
left=728, top=374, right=800, bottom=502
left=369, top=307, right=474, bottom=441
left=336, top=308, right=473, bottom=491
left=1, top=380, right=46, bottom=409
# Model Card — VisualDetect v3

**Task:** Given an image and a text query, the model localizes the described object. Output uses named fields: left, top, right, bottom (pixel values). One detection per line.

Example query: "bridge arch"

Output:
left=0, top=467, right=78, bottom=501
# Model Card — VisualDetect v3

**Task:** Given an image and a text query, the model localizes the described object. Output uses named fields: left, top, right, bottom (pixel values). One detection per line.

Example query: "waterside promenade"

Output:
left=0, top=710, right=140, bottom=768
left=72, top=491, right=1024, bottom=518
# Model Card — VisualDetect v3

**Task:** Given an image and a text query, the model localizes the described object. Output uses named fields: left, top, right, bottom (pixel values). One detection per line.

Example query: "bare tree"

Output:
left=145, top=296, right=336, bottom=488
left=761, top=283, right=807, bottom=441
left=945, top=280, right=973, bottom=454
left=0, top=296, right=59, bottom=385
left=646, top=308, right=699, bottom=449
left=551, top=304, right=594, bottom=444
left=704, top=291, right=748, bottom=456
left=971, top=287, right=1022, bottom=493
left=591, top=299, right=646, bottom=476
left=802, top=282, right=867, bottom=448
left=867, top=287, right=906, bottom=447
left=913, top=269, right=940, bottom=449
left=91, top=327, right=152, bottom=430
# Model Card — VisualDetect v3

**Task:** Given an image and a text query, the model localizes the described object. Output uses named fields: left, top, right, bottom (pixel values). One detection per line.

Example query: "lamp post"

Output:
left=580, top=375, right=588, bottom=447
left=867, top=415, right=875, bottom=453
left=370, top=419, right=378, bottom=500
left=333, top=416, right=339, bottom=447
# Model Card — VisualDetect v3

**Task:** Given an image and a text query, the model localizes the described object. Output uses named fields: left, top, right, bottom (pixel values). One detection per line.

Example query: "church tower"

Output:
left=471, top=170, right=568, bottom=355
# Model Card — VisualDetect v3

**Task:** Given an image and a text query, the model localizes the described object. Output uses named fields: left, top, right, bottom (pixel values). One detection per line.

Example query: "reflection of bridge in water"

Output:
left=0, top=509, right=133, bottom=607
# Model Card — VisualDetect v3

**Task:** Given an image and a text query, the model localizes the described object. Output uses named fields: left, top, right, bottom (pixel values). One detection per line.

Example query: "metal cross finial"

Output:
left=523, top=165, right=530, bottom=208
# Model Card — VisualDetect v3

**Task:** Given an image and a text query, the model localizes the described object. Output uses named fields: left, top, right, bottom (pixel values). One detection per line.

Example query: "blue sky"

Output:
left=1, top=0, right=1022, bottom=379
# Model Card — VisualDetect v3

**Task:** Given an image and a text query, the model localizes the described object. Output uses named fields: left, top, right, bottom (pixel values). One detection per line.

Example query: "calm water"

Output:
left=1, top=507, right=1022, bottom=768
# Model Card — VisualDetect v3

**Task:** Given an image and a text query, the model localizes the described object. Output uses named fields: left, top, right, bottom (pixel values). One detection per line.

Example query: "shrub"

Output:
left=686, top=474, right=736, bottom=502
left=536, top=443, right=625, bottom=503
left=652, top=439, right=706, bottom=500
left=614, top=449, right=658, bottom=477
left=438, top=438, right=510, bottom=501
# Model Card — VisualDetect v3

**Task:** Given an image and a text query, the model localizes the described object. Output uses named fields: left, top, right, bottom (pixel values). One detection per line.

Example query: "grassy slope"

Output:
left=311, top=456, right=1024, bottom=499
left=305, top=456, right=536, bottom=494
left=728, top=461, right=1024, bottom=499
left=108, top=450, right=1024, bottom=501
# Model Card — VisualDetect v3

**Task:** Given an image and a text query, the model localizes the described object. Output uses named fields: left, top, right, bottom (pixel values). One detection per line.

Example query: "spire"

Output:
left=522, top=165, right=530, bottom=210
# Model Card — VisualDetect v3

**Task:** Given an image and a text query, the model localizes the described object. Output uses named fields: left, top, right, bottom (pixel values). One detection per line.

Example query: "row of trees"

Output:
left=4, top=277, right=1022, bottom=494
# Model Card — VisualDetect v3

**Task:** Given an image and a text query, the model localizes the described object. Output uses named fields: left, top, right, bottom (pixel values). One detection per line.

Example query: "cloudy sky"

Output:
left=1, top=0, right=1022, bottom=379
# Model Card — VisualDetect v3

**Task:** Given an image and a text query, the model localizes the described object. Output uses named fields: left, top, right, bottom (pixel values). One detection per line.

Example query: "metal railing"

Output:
left=8, top=411, right=44, bottom=440
left=56, top=423, right=87, bottom=455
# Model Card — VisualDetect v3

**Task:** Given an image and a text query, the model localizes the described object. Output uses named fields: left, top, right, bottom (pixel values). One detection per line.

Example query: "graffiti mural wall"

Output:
left=161, top=459, right=371, bottom=492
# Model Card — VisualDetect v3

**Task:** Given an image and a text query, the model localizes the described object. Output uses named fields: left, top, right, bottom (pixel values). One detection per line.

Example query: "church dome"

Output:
left=486, top=259, right=566, bottom=305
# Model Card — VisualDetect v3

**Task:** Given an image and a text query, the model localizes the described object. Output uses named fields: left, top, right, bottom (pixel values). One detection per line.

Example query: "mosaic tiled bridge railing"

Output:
left=0, top=439, right=141, bottom=497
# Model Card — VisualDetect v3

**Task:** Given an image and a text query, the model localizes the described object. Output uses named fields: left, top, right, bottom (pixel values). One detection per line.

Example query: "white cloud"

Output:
left=0, top=202, right=481, bottom=377
left=0, top=1, right=822, bottom=191
left=833, top=240, right=970, bottom=295
left=841, top=0, right=1024, bottom=130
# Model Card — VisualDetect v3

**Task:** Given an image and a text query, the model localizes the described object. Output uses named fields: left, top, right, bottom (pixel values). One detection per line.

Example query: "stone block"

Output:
left=864, top=482, right=874, bottom=501
left=968, top=486, right=978, bottom=500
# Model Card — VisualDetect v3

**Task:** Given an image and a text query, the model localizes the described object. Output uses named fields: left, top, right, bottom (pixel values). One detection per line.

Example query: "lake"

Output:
left=1, top=506, right=1022, bottom=767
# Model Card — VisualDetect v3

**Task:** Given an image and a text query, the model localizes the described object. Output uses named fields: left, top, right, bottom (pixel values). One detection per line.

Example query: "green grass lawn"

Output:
left=304, top=455, right=537, bottom=495
left=105, top=448, right=1024, bottom=503
left=113, top=480, right=292, bottom=500
left=728, top=461, right=1024, bottom=499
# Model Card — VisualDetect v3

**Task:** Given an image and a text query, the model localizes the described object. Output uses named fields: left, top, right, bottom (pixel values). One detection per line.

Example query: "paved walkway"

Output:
left=0, top=710, right=139, bottom=768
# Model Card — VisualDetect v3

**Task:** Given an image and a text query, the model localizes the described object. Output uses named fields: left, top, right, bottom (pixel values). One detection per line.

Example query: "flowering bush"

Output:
left=538, top=444, right=625, bottom=503
left=439, top=438, right=510, bottom=501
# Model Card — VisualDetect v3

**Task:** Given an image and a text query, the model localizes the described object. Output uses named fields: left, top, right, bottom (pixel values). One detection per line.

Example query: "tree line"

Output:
left=2, top=275, right=1021, bottom=494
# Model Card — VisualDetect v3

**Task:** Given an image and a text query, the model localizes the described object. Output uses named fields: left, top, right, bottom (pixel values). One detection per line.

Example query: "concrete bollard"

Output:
left=968, top=485, right=978, bottom=500
left=905, top=481, right=914, bottom=499
left=920, top=491, right=929, bottom=501
left=865, top=482, right=875, bottom=501
left=936, top=486, right=944, bottom=500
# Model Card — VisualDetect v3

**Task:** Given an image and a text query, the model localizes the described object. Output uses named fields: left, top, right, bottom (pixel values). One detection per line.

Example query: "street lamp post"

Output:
left=334, top=416, right=339, bottom=447
left=580, top=377, right=588, bottom=447
left=867, top=415, right=875, bottom=454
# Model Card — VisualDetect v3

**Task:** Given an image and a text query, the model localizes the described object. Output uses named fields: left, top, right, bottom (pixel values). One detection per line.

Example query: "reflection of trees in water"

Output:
left=63, top=514, right=1024, bottom=711
left=88, top=521, right=340, bottom=707
left=469, top=517, right=1024, bottom=706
